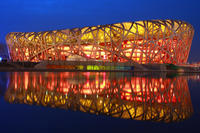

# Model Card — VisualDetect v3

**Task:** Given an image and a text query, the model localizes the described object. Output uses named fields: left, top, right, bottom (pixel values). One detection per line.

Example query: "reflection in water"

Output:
left=0, top=72, right=10, bottom=96
left=5, top=72, right=193, bottom=122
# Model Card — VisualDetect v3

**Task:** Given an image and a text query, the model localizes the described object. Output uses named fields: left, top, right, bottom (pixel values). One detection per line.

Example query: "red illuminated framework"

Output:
left=5, top=72, right=193, bottom=122
left=6, top=20, right=194, bottom=64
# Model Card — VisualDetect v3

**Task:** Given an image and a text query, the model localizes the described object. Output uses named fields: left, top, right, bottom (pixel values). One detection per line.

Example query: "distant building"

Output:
left=0, top=44, right=9, bottom=59
left=6, top=20, right=194, bottom=64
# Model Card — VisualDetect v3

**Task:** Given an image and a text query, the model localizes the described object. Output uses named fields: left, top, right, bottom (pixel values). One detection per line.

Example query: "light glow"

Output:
left=5, top=72, right=193, bottom=122
left=6, top=20, right=194, bottom=64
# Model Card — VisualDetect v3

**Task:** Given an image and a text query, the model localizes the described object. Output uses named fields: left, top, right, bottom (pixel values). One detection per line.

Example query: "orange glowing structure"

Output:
left=5, top=72, right=193, bottom=122
left=6, top=20, right=194, bottom=64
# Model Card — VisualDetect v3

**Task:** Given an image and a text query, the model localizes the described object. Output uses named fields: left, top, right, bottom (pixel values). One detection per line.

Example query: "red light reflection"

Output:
left=10, top=72, right=190, bottom=104
left=5, top=72, right=193, bottom=122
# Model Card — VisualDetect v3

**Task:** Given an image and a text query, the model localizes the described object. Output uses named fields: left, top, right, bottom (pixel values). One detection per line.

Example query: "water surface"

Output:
left=0, top=72, right=199, bottom=133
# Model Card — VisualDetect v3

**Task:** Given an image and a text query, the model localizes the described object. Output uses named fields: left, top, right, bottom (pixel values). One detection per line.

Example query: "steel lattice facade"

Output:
left=6, top=20, right=194, bottom=64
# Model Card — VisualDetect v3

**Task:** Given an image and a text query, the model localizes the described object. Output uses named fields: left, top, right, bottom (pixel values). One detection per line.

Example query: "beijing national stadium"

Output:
left=6, top=20, right=194, bottom=65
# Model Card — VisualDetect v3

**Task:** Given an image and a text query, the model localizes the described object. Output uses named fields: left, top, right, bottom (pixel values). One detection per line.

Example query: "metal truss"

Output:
left=6, top=20, right=194, bottom=64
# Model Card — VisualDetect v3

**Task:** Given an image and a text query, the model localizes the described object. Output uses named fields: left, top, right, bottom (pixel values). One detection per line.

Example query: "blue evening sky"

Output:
left=0, top=0, right=200, bottom=62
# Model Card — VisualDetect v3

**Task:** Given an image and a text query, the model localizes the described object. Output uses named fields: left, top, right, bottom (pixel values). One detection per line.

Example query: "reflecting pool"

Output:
left=0, top=72, right=199, bottom=133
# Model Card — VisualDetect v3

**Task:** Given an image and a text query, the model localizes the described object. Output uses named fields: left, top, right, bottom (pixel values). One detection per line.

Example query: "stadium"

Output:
left=6, top=20, right=194, bottom=64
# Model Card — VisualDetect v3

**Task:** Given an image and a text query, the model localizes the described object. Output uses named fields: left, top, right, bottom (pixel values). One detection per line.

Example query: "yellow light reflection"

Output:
left=5, top=72, right=193, bottom=123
